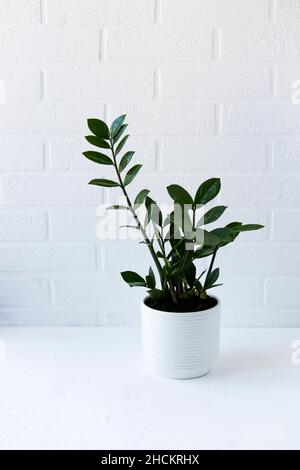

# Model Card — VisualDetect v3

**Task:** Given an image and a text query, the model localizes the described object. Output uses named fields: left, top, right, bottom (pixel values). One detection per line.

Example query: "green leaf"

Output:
left=195, top=229, right=221, bottom=246
left=193, top=245, right=215, bottom=259
left=145, top=196, right=162, bottom=226
left=205, top=283, right=223, bottom=291
left=198, top=206, right=227, bottom=226
left=147, top=289, right=166, bottom=300
left=134, top=189, right=150, bottom=208
left=146, top=267, right=156, bottom=289
left=184, top=261, right=196, bottom=288
left=211, top=227, right=234, bottom=243
left=85, top=135, right=110, bottom=149
left=82, top=151, right=113, bottom=166
left=233, top=224, right=264, bottom=232
left=121, top=271, right=145, bottom=287
left=87, top=119, right=110, bottom=139
left=106, top=205, right=128, bottom=210
left=115, top=135, right=129, bottom=155
left=111, top=115, right=126, bottom=138
left=113, top=124, right=128, bottom=143
left=167, top=185, right=193, bottom=206
left=124, top=164, right=142, bottom=186
left=119, top=151, right=135, bottom=172
left=194, top=178, right=221, bottom=206
left=89, top=179, right=119, bottom=188
left=205, top=268, right=220, bottom=289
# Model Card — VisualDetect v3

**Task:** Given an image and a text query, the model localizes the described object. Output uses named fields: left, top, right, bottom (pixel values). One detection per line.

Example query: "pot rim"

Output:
left=142, top=295, right=220, bottom=316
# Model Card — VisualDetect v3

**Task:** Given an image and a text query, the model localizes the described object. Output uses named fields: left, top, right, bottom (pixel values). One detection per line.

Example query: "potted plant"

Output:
left=83, top=115, right=263, bottom=379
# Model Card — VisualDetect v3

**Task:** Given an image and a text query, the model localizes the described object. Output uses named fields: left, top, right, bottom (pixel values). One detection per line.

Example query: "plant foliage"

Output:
left=83, top=116, right=264, bottom=308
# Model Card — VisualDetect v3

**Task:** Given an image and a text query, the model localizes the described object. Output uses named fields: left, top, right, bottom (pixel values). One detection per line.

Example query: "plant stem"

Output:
left=206, top=248, right=218, bottom=280
left=109, top=139, right=164, bottom=287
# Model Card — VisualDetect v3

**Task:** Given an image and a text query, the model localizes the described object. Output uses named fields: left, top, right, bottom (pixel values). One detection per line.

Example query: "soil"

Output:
left=145, top=295, right=218, bottom=313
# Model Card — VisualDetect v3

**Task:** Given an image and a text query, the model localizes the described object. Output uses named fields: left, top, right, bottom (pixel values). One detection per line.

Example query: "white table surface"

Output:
left=0, top=327, right=299, bottom=450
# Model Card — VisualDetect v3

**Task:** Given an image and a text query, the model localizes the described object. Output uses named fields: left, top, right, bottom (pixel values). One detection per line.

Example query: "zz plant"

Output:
left=83, top=115, right=263, bottom=312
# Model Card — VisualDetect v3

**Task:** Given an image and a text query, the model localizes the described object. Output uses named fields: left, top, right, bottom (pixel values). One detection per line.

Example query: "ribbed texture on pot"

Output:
left=141, top=299, right=221, bottom=380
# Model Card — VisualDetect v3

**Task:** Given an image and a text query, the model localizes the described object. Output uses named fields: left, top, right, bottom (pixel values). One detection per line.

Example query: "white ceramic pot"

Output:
left=141, top=297, right=220, bottom=380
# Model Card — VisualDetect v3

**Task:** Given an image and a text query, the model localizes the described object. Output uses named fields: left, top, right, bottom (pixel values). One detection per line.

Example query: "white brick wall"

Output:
left=0, top=0, right=299, bottom=326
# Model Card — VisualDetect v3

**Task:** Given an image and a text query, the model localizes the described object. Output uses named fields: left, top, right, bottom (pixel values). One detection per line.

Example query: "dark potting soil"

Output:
left=145, top=295, right=218, bottom=313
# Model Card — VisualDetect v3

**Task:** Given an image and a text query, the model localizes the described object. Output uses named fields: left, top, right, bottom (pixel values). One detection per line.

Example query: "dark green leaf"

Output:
left=89, top=179, right=119, bottom=187
left=145, top=196, right=162, bottom=226
left=85, top=135, right=110, bottom=149
left=184, top=261, right=196, bottom=288
left=194, top=178, right=221, bottom=206
left=147, top=289, right=166, bottom=300
left=211, top=227, right=234, bottom=243
left=134, top=189, right=150, bottom=208
left=87, top=119, right=110, bottom=139
left=198, top=206, right=227, bottom=226
left=195, top=229, right=221, bottom=246
left=124, top=164, right=142, bottom=186
left=115, top=135, right=129, bottom=155
left=167, top=184, right=193, bottom=206
left=119, top=151, right=135, bottom=172
left=205, top=268, right=220, bottom=289
left=146, top=267, right=156, bottom=289
left=82, top=151, right=113, bottom=166
left=121, top=271, right=145, bottom=287
left=111, top=115, right=126, bottom=138
left=113, top=124, right=128, bottom=143
left=193, top=245, right=215, bottom=259
left=205, top=283, right=223, bottom=291
left=233, top=224, right=264, bottom=232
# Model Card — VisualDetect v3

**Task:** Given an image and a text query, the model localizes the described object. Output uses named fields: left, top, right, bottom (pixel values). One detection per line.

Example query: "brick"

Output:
left=219, top=277, right=264, bottom=309
left=47, top=0, right=155, bottom=25
left=222, top=25, right=300, bottom=61
left=273, top=139, right=300, bottom=170
left=0, top=209, right=48, bottom=240
left=107, top=27, right=212, bottom=61
left=99, top=241, right=153, bottom=279
left=276, top=64, right=300, bottom=98
left=50, top=136, right=156, bottom=172
left=272, top=210, right=300, bottom=241
left=103, top=280, right=142, bottom=326
left=50, top=208, right=98, bottom=241
left=161, top=63, right=271, bottom=99
left=0, top=103, right=105, bottom=133
left=0, top=279, right=49, bottom=306
left=0, top=66, right=42, bottom=101
left=109, top=103, right=216, bottom=136
left=220, top=174, right=300, bottom=206
left=53, top=278, right=141, bottom=325
left=0, top=26, right=99, bottom=61
left=160, top=139, right=268, bottom=172
left=53, top=279, right=104, bottom=306
left=275, top=0, right=300, bottom=23
left=0, top=137, right=44, bottom=170
left=0, top=0, right=41, bottom=24
left=46, top=64, right=155, bottom=101
left=265, top=278, right=300, bottom=309
left=219, top=243, right=300, bottom=276
left=161, top=0, right=269, bottom=26
left=0, top=244, right=96, bottom=271
left=1, top=174, right=104, bottom=206
left=222, top=103, right=300, bottom=135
